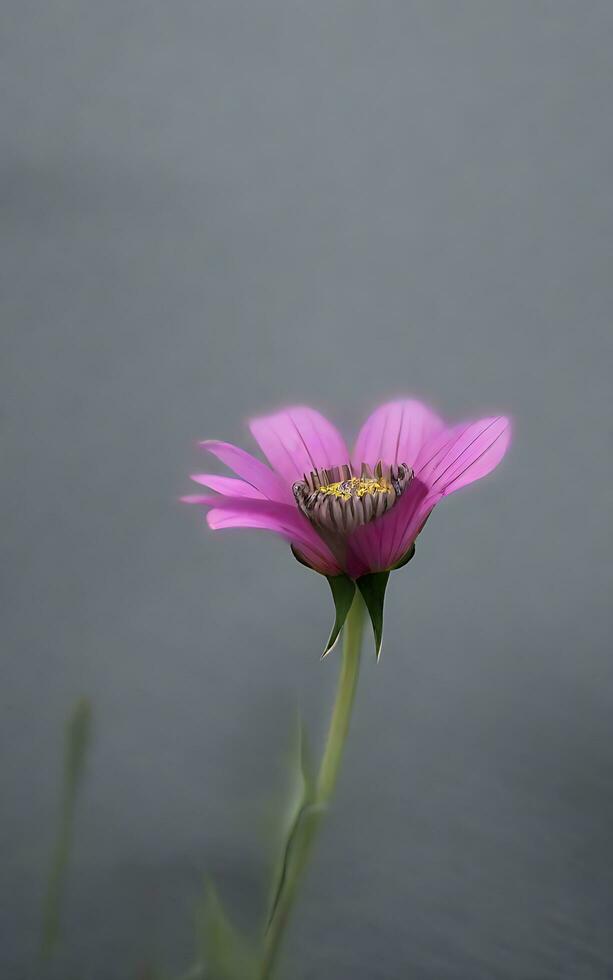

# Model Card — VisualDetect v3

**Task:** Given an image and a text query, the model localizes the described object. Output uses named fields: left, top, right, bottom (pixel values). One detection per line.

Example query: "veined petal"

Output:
left=187, top=403, right=511, bottom=581
left=364, top=416, right=511, bottom=568
left=417, top=416, right=512, bottom=497
left=200, top=440, right=290, bottom=502
left=190, top=474, right=265, bottom=498
left=194, top=494, right=341, bottom=576
left=346, top=478, right=429, bottom=575
left=387, top=493, right=437, bottom=572
left=249, top=406, right=349, bottom=485
left=352, top=399, right=445, bottom=470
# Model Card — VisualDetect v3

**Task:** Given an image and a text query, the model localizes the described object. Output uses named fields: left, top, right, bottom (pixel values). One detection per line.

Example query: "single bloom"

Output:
left=184, top=400, right=511, bottom=656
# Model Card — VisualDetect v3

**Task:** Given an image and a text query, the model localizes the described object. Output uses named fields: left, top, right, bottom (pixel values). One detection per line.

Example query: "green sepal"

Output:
left=392, top=541, right=416, bottom=570
left=195, top=878, right=258, bottom=980
left=323, top=574, right=356, bottom=658
left=290, top=547, right=357, bottom=659
left=356, top=570, right=390, bottom=661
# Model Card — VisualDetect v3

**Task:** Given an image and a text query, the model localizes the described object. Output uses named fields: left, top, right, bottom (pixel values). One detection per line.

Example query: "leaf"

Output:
left=294, top=712, right=315, bottom=803
left=322, top=574, right=356, bottom=658
left=266, top=716, right=316, bottom=930
left=195, top=879, right=258, bottom=980
left=41, top=697, right=93, bottom=958
left=64, top=697, right=92, bottom=795
left=356, top=571, right=390, bottom=661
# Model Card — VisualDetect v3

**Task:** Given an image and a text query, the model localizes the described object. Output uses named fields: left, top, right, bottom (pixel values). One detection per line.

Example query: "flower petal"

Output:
left=190, top=474, right=265, bottom=498
left=352, top=399, right=445, bottom=470
left=192, top=494, right=340, bottom=575
left=417, top=416, right=512, bottom=497
left=249, top=406, right=349, bottom=485
left=375, top=416, right=511, bottom=567
left=386, top=491, right=436, bottom=572
left=346, top=478, right=430, bottom=575
left=200, top=440, right=290, bottom=502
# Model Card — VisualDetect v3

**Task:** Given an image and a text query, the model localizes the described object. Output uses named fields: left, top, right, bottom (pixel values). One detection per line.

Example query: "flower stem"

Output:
left=316, top=593, right=365, bottom=804
left=259, top=592, right=365, bottom=979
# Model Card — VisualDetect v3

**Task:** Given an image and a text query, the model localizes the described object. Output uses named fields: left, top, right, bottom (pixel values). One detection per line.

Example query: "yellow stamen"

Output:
left=319, top=476, right=392, bottom=501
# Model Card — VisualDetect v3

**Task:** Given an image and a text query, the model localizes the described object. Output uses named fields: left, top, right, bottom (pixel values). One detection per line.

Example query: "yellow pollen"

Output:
left=318, top=476, right=392, bottom=501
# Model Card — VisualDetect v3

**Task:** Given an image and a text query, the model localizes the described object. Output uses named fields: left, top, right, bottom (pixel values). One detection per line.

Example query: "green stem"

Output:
left=316, top=594, right=365, bottom=803
left=259, top=592, right=365, bottom=979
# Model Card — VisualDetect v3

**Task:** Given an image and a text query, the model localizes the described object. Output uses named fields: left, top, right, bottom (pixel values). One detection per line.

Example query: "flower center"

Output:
left=293, top=461, right=412, bottom=534
left=319, top=475, right=392, bottom=500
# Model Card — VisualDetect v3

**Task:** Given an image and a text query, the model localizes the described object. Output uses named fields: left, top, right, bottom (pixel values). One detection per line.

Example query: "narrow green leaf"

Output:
left=266, top=715, right=316, bottom=930
left=392, top=541, right=416, bottom=570
left=41, top=697, right=93, bottom=958
left=64, top=697, right=92, bottom=794
left=322, top=574, right=356, bottom=658
left=296, top=712, right=315, bottom=802
left=195, top=879, right=257, bottom=980
left=356, top=571, right=390, bottom=661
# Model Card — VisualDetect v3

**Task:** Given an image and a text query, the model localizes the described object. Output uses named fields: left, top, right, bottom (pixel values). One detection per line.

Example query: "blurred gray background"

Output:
left=2, top=2, right=613, bottom=978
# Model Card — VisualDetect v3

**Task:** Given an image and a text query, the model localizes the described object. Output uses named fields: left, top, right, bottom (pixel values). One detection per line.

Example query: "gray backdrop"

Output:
left=2, top=2, right=613, bottom=978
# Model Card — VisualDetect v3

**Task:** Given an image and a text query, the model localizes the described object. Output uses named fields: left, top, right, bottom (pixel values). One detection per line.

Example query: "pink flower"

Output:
left=184, top=400, right=511, bottom=655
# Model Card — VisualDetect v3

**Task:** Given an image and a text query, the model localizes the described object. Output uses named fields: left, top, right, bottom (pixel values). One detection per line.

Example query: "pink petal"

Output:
left=249, top=406, right=349, bottom=485
left=352, top=399, right=445, bottom=469
left=387, top=494, right=438, bottom=571
left=346, top=478, right=430, bottom=575
left=383, top=416, right=511, bottom=562
left=417, top=416, right=512, bottom=497
left=347, top=415, right=511, bottom=573
left=200, top=440, right=290, bottom=502
left=190, top=474, right=265, bottom=498
left=193, top=494, right=340, bottom=575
